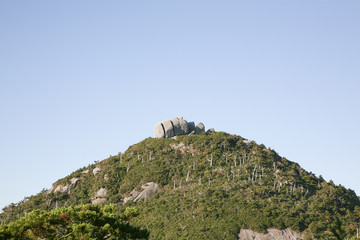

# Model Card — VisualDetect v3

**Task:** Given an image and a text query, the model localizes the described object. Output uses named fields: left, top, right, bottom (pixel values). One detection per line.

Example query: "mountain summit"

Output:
left=1, top=131, right=359, bottom=239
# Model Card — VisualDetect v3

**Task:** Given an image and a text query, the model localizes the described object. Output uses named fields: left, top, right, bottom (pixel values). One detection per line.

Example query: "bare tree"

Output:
left=207, top=154, right=213, bottom=166
left=186, top=171, right=191, bottom=182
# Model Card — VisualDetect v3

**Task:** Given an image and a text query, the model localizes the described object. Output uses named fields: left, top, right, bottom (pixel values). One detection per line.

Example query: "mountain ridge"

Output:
left=1, top=132, right=359, bottom=239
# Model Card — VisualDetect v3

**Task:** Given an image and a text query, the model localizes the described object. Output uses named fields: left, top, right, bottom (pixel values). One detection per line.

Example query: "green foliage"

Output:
left=1, top=132, right=360, bottom=239
left=0, top=204, right=148, bottom=239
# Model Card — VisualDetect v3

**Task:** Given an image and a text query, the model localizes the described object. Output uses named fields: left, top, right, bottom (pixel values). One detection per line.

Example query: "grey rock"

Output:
left=206, top=128, right=215, bottom=133
left=53, top=185, right=69, bottom=193
left=154, top=117, right=207, bottom=138
left=195, top=122, right=205, bottom=134
left=132, top=182, right=159, bottom=202
left=238, top=228, right=302, bottom=240
left=51, top=178, right=80, bottom=194
left=95, top=187, right=108, bottom=198
left=104, top=174, right=109, bottom=182
left=93, top=167, right=101, bottom=176
left=154, top=122, right=165, bottom=138
left=70, top=178, right=79, bottom=185
left=91, top=188, right=108, bottom=204
left=123, top=190, right=140, bottom=204
left=162, top=120, right=175, bottom=138
left=170, top=117, right=183, bottom=136
left=243, top=139, right=251, bottom=144
left=177, top=117, right=189, bottom=134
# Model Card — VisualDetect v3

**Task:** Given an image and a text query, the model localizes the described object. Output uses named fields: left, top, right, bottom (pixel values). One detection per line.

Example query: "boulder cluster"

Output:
left=154, top=117, right=205, bottom=138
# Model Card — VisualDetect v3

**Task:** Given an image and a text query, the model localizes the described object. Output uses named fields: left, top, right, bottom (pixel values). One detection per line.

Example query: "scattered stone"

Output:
left=170, top=142, right=185, bottom=150
left=104, top=174, right=109, bottom=182
left=81, top=169, right=89, bottom=174
left=238, top=228, right=302, bottom=240
left=93, top=167, right=101, bottom=176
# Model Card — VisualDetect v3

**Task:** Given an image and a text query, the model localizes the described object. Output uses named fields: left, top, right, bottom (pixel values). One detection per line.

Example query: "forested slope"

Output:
left=2, top=132, right=359, bottom=239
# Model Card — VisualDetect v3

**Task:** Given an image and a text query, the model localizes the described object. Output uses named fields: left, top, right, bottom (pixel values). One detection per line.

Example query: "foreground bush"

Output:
left=0, top=204, right=148, bottom=239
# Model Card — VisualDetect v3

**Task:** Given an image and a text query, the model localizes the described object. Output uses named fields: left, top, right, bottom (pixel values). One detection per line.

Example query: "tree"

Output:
left=0, top=204, right=148, bottom=239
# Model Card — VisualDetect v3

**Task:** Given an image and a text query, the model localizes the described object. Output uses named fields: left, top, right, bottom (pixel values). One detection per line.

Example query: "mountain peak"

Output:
left=2, top=132, right=359, bottom=239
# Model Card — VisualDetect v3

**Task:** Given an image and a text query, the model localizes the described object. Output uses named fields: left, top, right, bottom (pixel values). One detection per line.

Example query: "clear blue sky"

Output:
left=1, top=1, right=359, bottom=210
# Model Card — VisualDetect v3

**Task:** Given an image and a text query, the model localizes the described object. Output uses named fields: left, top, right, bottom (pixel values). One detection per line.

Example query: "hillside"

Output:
left=1, top=132, right=360, bottom=239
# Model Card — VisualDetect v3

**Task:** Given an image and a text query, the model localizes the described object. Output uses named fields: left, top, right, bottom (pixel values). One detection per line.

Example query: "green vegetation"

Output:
left=0, top=204, right=148, bottom=239
left=1, top=132, right=360, bottom=239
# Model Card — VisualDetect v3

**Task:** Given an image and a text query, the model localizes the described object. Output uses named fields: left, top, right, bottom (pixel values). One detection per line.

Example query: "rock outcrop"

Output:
left=93, top=167, right=101, bottom=175
left=154, top=117, right=206, bottom=138
left=49, top=178, right=80, bottom=194
left=91, top=187, right=108, bottom=204
left=124, top=182, right=159, bottom=203
left=238, top=228, right=302, bottom=240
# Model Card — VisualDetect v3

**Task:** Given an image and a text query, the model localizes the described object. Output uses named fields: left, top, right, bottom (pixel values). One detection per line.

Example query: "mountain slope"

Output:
left=2, top=132, right=360, bottom=239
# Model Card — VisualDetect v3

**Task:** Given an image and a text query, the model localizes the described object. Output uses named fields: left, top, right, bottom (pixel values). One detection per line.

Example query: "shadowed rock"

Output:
left=195, top=122, right=205, bottom=134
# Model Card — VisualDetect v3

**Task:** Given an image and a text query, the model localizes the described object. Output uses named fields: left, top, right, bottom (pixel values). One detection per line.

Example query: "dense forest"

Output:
left=1, top=132, right=359, bottom=239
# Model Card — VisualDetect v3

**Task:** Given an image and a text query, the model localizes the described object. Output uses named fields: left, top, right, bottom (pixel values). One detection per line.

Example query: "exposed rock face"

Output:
left=123, top=190, right=140, bottom=204
left=95, top=187, right=108, bottom=198
left=124, top=182, right=159, bottom=203
left=50, top=178, right=80, bottom=194
left=238, top=229, right=302, bottom=240
left=134, top=182, right=159, bottom=202
left=53, top=185, right=69, bottom=193
left=91, top=187, right=108, bottom=204
left=154, top=117, right=205, bottom=138
left=93, top=167, right=101, bottom=175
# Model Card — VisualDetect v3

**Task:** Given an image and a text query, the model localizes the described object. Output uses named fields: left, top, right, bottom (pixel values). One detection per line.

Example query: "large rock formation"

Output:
left=49, top=177, right=80, bottom=194
left=154, top=117, right=205, bottom=138
left=123, top=182, right=159, bottom=203
left=238, top=228, right=302, bottom=240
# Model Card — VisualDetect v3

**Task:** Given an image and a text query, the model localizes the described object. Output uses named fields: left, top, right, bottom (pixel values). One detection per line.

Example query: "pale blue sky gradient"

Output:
left=1, top=1, right=359, bottom=209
